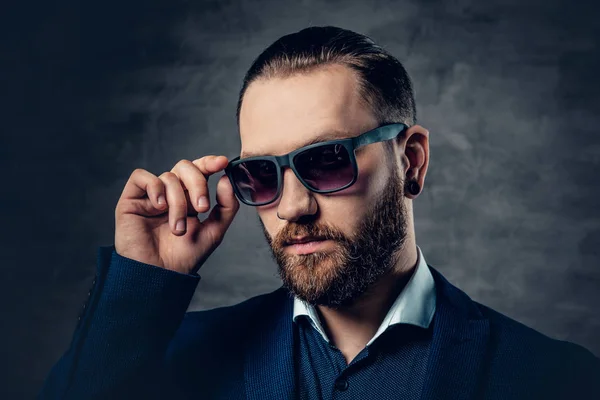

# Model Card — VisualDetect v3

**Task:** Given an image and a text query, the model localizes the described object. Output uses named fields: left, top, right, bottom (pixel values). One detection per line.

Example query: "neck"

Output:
left=316, top=238, right=419, bottom=364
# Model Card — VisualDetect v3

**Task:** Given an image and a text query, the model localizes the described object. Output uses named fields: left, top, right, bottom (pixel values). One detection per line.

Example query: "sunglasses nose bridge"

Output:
left=274, top=154, right=303, bottom=186
left=276, top=166, right=317, bottom=215
left=274, top=154, right=292, bottom=169
left=280, top=152, right=319, bottom=189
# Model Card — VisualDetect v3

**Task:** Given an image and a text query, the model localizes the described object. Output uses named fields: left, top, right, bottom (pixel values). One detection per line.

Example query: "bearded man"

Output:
left=40, top=26, right=600, bottom=400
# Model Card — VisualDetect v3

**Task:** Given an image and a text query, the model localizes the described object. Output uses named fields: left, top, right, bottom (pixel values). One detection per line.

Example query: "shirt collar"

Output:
left=292, top=244, right=437, bottom=346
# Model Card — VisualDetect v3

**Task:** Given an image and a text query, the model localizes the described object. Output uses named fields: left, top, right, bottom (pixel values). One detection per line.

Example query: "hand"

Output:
left=114, top=155, right=239, bottom=275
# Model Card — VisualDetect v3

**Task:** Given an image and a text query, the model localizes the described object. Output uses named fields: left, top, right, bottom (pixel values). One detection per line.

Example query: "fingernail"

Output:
left=176, top=219, right=185, bottom=232
left=158, top=195, right=166, bottom=205
left=198, top=196, right=208, bottom=208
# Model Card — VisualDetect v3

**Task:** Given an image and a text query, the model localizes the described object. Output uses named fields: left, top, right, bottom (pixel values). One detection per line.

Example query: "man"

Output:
left=40, top=26, right=599, bottom=399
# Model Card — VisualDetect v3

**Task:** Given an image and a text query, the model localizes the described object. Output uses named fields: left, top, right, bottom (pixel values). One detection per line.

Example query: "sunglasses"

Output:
left=224, top=123, right=408, bottom=206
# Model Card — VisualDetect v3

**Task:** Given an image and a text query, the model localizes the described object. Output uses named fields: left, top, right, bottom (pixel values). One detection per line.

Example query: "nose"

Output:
left=276, top=168, right=317, bottom=222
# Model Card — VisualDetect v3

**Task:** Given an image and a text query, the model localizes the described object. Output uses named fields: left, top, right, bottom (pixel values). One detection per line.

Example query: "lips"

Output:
left=285, top=236, right=326, bottom=245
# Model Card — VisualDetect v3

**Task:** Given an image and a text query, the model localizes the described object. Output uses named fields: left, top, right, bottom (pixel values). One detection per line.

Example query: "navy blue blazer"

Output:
left=39, top=245, right=600, bottom=399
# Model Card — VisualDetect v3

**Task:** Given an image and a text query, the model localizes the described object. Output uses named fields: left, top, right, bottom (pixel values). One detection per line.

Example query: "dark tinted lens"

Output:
left=294, top=143, right=354, bottom=190
left=230, top=159, right=279, bottom=204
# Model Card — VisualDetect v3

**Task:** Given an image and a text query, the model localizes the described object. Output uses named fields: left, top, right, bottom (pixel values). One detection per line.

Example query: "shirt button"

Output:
left=334, top=377, right=349, bottom=391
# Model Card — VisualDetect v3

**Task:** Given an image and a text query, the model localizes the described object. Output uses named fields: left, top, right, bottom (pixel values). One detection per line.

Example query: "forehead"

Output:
left=238, top=64, right=378, bottom=158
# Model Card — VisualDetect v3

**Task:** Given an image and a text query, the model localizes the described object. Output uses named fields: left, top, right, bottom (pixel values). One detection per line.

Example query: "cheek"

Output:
left=360, top=149, right=393, bottom=196
left=320, top=173, right=379, bottom=231
left=333, top=153, right=385, bottom=201
left=256, top=210, right=277, bottom=237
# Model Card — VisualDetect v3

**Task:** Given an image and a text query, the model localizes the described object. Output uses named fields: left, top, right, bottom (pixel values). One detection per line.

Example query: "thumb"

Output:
left=202, top=174, right=240, bottom=243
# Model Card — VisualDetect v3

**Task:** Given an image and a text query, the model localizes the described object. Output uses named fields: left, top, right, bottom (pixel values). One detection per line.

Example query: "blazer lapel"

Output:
left=421, top=266, right=490, bottom=400
left=244, top=287, right=296, bottom=400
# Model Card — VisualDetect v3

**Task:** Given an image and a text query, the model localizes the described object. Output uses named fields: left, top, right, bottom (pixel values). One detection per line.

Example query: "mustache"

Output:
left=272, top=223, right=348, bottom=248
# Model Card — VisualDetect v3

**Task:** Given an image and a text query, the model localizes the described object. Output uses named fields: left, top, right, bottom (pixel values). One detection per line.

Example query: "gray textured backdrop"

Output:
left=2, top=0, right=599, bottom=398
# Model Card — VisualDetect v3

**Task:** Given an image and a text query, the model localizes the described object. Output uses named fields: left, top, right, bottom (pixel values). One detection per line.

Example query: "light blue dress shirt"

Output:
left=293, top=244, right=436, bottom=346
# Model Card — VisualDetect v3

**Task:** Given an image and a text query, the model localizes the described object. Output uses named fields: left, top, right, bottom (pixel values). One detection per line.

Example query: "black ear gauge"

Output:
left=407, top=181, right=421, bottom=196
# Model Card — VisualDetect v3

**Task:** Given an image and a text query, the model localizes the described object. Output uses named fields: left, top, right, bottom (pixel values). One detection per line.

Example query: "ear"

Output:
left=399, top=125, right=429, bottom=199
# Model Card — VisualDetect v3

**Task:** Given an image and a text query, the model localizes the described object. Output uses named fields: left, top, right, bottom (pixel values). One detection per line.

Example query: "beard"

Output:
left=258, top=160, right=410, bottom=309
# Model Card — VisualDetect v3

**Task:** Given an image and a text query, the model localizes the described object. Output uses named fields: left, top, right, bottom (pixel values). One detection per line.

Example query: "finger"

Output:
left=171, top=159, right=210, bottom=214
left=121, top=168, right=166, bottom=205
left=191, top=155, right=229, bottom=182
left=158, top=171, right=189, bottom=235
left=201, top=173, right=240, bottom=246
left=117, top=169, right=167, bottom=216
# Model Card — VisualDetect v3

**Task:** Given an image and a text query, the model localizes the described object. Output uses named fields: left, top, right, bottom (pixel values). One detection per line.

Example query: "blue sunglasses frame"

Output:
left=224, top=123, right=408, bottom=206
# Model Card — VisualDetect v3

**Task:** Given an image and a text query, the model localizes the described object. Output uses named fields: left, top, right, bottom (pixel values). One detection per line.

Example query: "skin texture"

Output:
left=238, top=63, right=430, bottom=363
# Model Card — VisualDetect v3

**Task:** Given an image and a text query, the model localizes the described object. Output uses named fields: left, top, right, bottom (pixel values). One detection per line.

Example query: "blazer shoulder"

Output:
left=476, top=301, right=599, bottom=370
left=476, top=301, right=591, bottom=351
left=430, top=264, right=597, bottom=365
left=473, top=301, right=600, bottom=397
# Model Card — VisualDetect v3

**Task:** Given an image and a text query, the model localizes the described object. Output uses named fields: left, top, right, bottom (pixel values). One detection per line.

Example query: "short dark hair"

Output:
left=235, top=26, right=417, bottom=156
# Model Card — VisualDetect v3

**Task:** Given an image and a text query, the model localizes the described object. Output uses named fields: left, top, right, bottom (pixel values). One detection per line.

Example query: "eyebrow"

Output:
left=240, top=130, right=350, bottom=159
